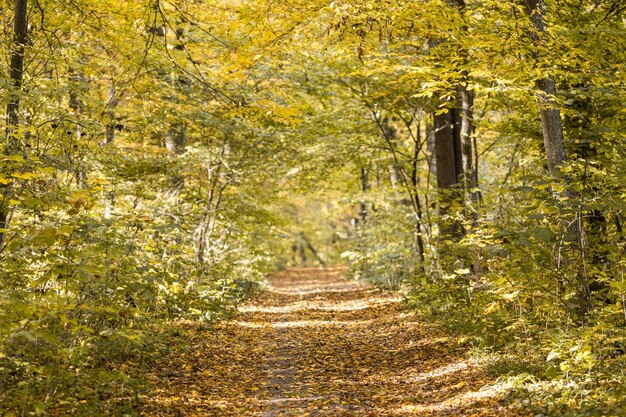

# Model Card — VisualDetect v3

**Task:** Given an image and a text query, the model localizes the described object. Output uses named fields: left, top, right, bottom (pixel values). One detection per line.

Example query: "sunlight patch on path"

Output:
left=397, top=360, right=470, bottom=384
left=232, top=319, right=375, bottom=328
left=395, top=385, right=508, bottom=415
left=266, top=286, right=371, bottom=295
left=239, top=296, right=401, bottom=314
left=144, top=267, right=528, bottom=416
left=262, top=396, right=323, bottom=404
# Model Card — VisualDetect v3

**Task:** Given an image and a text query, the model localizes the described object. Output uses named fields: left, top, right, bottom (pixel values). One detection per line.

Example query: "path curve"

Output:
left=145, top=267, right=528, bottom=416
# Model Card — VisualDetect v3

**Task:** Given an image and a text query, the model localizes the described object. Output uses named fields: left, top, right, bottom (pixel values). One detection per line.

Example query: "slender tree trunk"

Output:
left=524, top=0, right=567, bottom=175
left=359, top=164, right=370, bottom=223
left=5, top=0, right=27, bottom=149
left=383, top=117, right=401, bottom=193
left=105, top=82, right=118, bottom=146
left=459, top=86, right=478, bottom=202
left=535, top=77, right=568, bottom=173
left=104, top=81, right=117, bottom=219
left=195, top=138, right=230, bottom=265
left=566, top=87, right=610, bottom=299
left=300, top=232, right=325, bottom=266
left=165, top=72, right=189, bottom=193
left=451, top=107, right=464, bottom=182
left=68, top=70, right=87, bottom=187
left=1, top=0, right=28, bottom=248
left=524, top=0, right=591, bottom=315
left=411, top=120, right=426, bottom=271
left=454, top=0, right=480, bottom=220
left=368, top=106, right=428, bottom=272
left=389, top=165, right=398, bottom=190
left=166, top=122, right=187, bottom=191
left=298, top=240, right=307, bottom=266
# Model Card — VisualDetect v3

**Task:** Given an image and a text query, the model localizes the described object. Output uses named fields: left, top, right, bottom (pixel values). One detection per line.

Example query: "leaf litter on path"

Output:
left=143, top=267, right=531, bottom=416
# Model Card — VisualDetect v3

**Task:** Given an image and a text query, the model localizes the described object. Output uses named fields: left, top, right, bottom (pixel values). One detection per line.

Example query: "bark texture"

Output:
left=536, top=77, right=568, bottom=174
left=434, top=108, right=464, bottom=238
left=5, top=0, right=28, bottom=148
left=1, top=0, right=28, bottom=248
left=434, top=111, right=459, bottom=191
left=525, top=0, right=568, bottom=174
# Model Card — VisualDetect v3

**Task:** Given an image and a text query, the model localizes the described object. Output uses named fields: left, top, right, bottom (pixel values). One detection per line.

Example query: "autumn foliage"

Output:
left=1, top=0, right=626, bottom=415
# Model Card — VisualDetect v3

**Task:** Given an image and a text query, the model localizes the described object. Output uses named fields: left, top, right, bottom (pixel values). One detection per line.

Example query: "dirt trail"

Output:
left=145, top=267, right=528, bottom=416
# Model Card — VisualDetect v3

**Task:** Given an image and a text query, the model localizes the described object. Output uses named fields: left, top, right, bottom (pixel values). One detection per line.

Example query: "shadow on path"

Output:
left=143, top=267, right=530, bottom=416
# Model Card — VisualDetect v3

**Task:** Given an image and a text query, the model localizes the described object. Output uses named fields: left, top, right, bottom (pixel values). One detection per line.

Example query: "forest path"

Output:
left=144, top=267, right=528, bottom=416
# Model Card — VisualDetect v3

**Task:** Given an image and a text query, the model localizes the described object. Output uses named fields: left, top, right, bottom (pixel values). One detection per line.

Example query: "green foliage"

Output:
left=342, top=192, right=424, bottom=290
left=316, top=1, right=626, bottom=414
left=0, top=0, right=285, bottom=414
left=1, top=0, right=626, bottom=414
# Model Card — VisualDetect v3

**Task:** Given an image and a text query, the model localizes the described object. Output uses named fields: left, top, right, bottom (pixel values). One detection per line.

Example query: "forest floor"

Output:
left=143, top=267, right=531, bottom=416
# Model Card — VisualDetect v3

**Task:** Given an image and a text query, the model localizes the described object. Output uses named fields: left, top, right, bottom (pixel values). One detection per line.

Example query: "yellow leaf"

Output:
left=483, top=301, right=500, bottom=315
left=501, top=291, right=519, bottom=301
left=11, top=172, right=38, bottom=180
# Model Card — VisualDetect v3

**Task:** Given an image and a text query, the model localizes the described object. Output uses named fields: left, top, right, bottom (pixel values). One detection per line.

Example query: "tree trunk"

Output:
left=359, top=164, right=370, bottom=223
left=536, top=77, right=568, bottom=174
left=5, top=0, right=28, bottom=149
left=105, top=82, right=118, bottom=145
left=451, top=107, right=464, bottom=182
left=459, top=86, right=478, bottom=199
left=411, top=120, right=426, bottom=271
left=524, top=0, right=568, bottom=175
left=166, top=122, right=187, bottom=191
left=104, top=81, right=117, bottom=219
left=434, top=111, right=457, bottom=190
left=68, top=71, right=88, bottom=187
left=524, top=0, right=591, bottom=315
left=434, top=107, right=464, bottom=238
left=1, top=0, right=28, bottom=248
